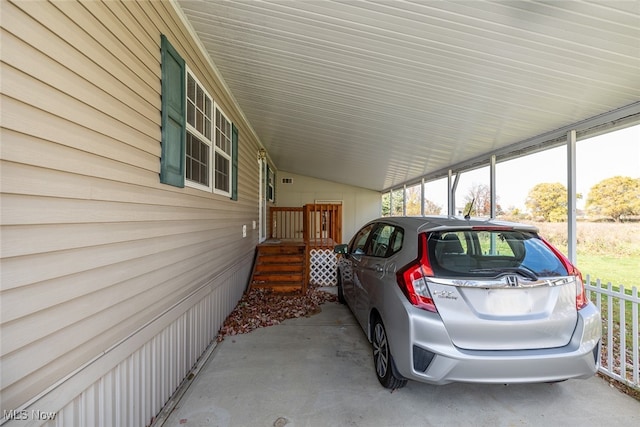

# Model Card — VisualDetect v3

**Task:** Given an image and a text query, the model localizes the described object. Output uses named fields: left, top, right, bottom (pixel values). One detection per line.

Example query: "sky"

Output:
left=424, top=124, right=640, bottom=212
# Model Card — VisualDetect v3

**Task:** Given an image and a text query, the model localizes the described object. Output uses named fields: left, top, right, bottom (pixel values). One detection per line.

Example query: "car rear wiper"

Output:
left=469, top=267, right=538, bottom=281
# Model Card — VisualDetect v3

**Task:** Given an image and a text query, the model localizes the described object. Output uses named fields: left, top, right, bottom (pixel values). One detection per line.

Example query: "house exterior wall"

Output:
left=275, top=171, right=382, bottom=242
left=1, top=0, right=262, bottom=424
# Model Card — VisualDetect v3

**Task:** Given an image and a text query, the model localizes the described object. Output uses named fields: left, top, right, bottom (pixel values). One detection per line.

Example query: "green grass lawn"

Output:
left=578, top=253, right=637, bottom=382
left=532, top=221, right=639, bottom=288
left=577, top=254, right=639, bottom=289
left=530, top=222, right=639, bottom=395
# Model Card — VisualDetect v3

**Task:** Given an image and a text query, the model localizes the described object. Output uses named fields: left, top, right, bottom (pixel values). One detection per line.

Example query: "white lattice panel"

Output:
left=310, top=249, right=337, bottom=286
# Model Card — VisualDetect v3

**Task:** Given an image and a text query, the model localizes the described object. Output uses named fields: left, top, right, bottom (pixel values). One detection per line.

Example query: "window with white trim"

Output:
left=160, top=36, right=238, bottom=200
left=183, top=69, right=233, bottom=196
left=215, top=108, right=232, bottom=194
left=185, top=71, right=213, bottom=190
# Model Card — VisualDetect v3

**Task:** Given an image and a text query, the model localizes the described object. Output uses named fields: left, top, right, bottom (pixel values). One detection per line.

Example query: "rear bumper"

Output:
left=386, top=301, right=601, bottom=385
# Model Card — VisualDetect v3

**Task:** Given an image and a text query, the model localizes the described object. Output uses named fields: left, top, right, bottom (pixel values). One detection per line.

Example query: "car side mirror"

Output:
left=334, top=244, right=348, bottom=254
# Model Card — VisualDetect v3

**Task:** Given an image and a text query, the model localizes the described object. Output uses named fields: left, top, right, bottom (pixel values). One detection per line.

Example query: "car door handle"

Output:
left=374, top=264, right=384, bottom=273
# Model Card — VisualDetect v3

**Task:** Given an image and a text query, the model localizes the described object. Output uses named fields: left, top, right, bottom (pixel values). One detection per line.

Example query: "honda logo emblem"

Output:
left=506, top=275, right=519, bottom=287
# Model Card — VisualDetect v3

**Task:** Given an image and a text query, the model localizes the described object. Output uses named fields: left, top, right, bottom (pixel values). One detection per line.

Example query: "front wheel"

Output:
left=372, top=318, right=407, bottom=390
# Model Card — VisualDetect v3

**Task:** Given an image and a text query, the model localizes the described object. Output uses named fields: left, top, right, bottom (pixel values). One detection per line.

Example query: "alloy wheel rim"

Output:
left=373, top=323, right=389, bottom=378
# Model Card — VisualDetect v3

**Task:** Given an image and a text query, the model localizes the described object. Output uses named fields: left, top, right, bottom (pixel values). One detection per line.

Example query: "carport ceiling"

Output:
left=177, top=0, right=640, bottom=192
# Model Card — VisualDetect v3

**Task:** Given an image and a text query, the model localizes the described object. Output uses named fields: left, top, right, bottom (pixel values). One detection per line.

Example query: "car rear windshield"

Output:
left=427, top=230, right=569, bottom=278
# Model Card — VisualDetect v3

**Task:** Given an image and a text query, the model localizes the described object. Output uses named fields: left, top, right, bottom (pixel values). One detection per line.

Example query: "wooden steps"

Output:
left=249, top=242, right=307, bottom=294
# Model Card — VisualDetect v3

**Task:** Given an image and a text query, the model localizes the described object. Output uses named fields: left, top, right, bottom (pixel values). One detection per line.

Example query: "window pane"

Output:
left=201, top=159, right=208, bottom=185
left=186, top=132, right=210, bottom=186
left=192, top=160, right=200, bottom=184
left=196, top=86, right=204, bottom=111
left=185, top=71, right=214, bottom=189
left=215, top=109, right=232, bottom=154
left=213, top=106, right=233, bottom=193
left=187, top=101, right=195, bottom=127
left=350, top=223, right=375, bottom=254
left=187, top=72, right=212, bottom=144
left=392, top=229, right=403, bottom=252
left=216, top=128, right=222, bottom=149
left=205, top=117, right=211, bottom=140
left=185, top=153, right=191, bottom=179
left=187, top=75, right=195, bottom=102
left=196, top=112, right=203, bottom=134
left=428, top=230, right=568, bottom=277
left=215, top=153, right=229, bottom=192
left=369, top=225, right=394, bottom=257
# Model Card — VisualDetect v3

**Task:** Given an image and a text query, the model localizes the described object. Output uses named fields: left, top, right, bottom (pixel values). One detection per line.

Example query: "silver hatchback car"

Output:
left=335, top=216, right=601, bottom=389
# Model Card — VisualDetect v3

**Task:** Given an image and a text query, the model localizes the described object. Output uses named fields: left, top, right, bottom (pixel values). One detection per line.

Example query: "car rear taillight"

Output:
left=397, top=233, right=437, bottom=313
left=540, top=236, right=589, bottom=310
left=573, top=270, right=589, bottom=310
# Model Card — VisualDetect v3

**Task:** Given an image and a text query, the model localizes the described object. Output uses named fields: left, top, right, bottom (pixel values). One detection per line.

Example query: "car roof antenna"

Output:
left=464, top=198, right=475, bottom=220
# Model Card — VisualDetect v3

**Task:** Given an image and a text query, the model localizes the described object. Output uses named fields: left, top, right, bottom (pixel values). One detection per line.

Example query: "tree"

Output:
left=586, top=176, right=640, bottom=222
left=505, top=206, right=525, bottom=220
left=405, top=185, right=422, bottom=216
left=423, top=198, right=442, bottom=215
left=463, top=183, right=501, bottom=217
left=382, top=188, right=442, bottom=216
left=406, top=186, right=444, bottom=215
left=525, top=182, right=567, bottom=222
left=381, top=191, right=404, bottom=216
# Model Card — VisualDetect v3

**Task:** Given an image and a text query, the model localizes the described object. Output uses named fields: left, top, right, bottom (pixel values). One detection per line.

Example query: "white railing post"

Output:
left=585, top=274, right=639, bottom=390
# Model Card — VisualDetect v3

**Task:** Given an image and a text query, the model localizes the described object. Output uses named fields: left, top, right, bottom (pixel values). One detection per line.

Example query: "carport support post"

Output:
left=403, top=185, right=407, bottom=216
left=448, top=170, right=460, bottom=216
left=567, top=130, right=577, bottom=264
left=420, top=178, right=425, bottom=216
left=490, top=155, right=496, bottom=219
left=489, top=155, right=497, bottom=254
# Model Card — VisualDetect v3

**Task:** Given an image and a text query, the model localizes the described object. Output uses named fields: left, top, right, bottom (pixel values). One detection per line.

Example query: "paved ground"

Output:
left=160, top=301, right=639, bottom=427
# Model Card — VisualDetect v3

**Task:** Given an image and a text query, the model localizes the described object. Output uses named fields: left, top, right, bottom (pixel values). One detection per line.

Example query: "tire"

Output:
left=336, top=270, right=346, bottom=304
left=372, top=318, right=407, bottom=390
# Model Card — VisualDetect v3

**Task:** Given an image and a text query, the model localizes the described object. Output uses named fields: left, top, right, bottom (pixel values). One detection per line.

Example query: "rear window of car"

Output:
left=427, top=230, right=568, bottom=278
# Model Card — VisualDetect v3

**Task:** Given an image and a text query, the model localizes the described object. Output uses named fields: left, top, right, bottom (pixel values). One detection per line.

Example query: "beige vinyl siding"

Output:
left=1, top=0, right=261, bottom=416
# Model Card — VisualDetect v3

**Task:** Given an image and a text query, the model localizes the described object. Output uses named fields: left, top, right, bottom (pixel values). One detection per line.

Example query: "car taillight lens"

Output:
left=573, top=270, right=589, bottom=310
left=397, top=233, right=437, bottom=313
left=540, top=236, right=589, bottom=310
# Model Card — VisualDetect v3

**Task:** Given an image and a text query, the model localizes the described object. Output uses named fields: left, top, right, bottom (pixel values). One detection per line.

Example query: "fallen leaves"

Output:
left=216, top=285, right=337, bottom=342
left=598, top=322, right=640, bottom=401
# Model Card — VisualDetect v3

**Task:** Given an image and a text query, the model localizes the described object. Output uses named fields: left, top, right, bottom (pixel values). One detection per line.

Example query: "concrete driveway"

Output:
left=159, top=301, right=639, bottom=427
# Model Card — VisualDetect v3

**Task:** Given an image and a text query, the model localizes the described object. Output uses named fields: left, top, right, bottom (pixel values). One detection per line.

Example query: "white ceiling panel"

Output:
left=177, top=0, right=640, bottom=191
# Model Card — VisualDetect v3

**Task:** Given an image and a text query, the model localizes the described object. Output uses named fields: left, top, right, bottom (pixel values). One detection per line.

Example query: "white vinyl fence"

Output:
left=585, top=275, right=639, bottom=390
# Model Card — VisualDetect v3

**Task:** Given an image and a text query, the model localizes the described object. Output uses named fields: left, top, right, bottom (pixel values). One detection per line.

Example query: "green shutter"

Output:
left=160, top=35, right=185, bottom=187
left=231, top=124, right=239, bottom=200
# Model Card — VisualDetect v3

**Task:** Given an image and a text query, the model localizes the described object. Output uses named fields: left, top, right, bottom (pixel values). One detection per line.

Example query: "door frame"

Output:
left=258, top=157, right=267, bottom=242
